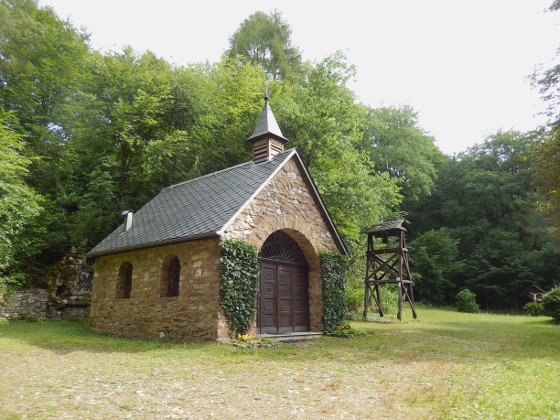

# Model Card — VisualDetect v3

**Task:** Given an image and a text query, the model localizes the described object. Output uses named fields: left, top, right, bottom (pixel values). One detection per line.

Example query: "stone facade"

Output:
left=223, top=156, right=342, bottom=334
left=90, top=155, right=343, bottom=342
left=90, top=238, right=221, bottom=341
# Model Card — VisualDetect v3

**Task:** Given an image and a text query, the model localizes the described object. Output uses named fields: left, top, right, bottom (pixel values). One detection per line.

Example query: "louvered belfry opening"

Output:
left=251, top=137, right=285, bottom=163
left=248, top=97, right=289, bottom=163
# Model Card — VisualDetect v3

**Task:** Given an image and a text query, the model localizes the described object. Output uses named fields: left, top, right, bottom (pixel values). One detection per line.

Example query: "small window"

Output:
left=116, top=262, right=133, bottom=299
left=161, top=256, right=181, bottom=297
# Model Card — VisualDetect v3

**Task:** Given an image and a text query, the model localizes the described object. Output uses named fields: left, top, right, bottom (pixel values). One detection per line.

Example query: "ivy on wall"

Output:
left=320, top=251, right=348, bottom=333
left=219, top=239, right=260, bottom=336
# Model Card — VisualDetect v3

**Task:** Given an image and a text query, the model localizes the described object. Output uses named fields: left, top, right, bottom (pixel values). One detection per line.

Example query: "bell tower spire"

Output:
left=248, top=96, right=289, bottom=163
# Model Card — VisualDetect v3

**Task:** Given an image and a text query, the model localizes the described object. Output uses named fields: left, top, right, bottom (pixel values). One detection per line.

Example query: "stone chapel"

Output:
left=88, top=98, right=347, bottom=341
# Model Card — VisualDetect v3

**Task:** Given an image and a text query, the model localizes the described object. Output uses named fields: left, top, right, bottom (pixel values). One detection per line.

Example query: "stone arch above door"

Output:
left=258, top=231, right=307, bottom=266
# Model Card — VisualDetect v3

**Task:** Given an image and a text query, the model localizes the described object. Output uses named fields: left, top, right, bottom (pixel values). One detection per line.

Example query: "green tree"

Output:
left=67, top=48, right=189, bottom=245
left=227, top=10, right=302, bottom=81
left=0, top=0, right=89, bottom=185
left=67, top=52, right=268, bottom=246
left=533, top=134, right=560, bottom=239
left=410, top=228, right=457, bottom=304
left=360, top=105, right=443, bottom=202
left=0, top=110, right=43, bottom=291
left=0, top=0, right=90, bottom=264
left=409, top=130, right=560, bottom=308
left=532, top=0, right=560, bottom=240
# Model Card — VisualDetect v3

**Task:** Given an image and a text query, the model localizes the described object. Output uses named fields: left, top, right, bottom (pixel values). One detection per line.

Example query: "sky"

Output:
left=38, top=0, right=559, bottom=155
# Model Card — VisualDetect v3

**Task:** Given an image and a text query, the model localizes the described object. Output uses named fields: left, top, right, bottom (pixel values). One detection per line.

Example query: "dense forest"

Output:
left=1, top=0, right=559, bottom=310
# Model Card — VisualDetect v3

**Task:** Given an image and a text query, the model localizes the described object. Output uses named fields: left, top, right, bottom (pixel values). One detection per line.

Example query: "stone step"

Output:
left=259, top=332, right=323, bottom=343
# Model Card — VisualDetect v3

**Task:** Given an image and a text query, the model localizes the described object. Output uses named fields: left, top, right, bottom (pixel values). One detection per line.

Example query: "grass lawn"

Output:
left=0, top=307, right=558, bottom=419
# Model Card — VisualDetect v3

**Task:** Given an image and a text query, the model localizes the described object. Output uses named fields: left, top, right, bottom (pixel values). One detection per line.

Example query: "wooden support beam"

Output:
left=368, top=247, right=408, bottom=254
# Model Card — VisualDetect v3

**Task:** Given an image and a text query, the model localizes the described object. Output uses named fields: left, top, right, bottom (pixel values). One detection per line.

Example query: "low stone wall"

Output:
left=48, top=294, right=91, bottom=319
left=0, top=290, right=49, bottom=321
left=0, top=290, right=91, bottom=321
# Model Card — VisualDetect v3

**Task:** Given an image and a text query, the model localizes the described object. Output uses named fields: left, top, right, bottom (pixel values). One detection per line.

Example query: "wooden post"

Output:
left=363, top=282, right=369, bottom=320
left=375, top=284, right=383, bottom=317
left=397, top=281, right=403, bottom=320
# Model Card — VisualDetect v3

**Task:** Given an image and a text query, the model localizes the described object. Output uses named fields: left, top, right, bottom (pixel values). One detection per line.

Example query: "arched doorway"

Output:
left=257, top=231, right=310, bottom=334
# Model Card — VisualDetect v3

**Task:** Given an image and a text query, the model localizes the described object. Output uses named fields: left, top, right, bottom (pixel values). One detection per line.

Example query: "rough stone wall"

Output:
left=90, top=237, right=221, bottom=341
left=49, top=303, right=90, bottom=319
left=223, top=156, right=343, bottom=333
left=0, top=290, right=49, bottom=321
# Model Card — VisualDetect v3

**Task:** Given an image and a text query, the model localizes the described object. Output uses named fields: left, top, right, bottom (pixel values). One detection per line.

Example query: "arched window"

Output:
left=161, top=256, right=181, bottom=297
left=116, top=262, right=133, bottom=299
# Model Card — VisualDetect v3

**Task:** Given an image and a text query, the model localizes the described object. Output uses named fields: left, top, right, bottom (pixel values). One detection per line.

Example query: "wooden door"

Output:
left=277, top=265, right=294, bottom=333
left=292, top=266, right=309, bottom=332
left=259, top=262, right=278, bottom=334
left=258, top=261, right=309, bottom=334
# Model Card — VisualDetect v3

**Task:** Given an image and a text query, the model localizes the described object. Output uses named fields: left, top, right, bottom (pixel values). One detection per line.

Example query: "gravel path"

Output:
left=0, top=340, right=436, bottom=419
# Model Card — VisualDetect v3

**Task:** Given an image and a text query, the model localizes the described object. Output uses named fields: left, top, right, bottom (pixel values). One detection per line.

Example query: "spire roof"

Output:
left=247, top=96, right=289, bottom=143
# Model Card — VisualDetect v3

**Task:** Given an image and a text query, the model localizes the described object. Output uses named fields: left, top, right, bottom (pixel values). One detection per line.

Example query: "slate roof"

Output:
left=89, top=148, right=347, bottom=257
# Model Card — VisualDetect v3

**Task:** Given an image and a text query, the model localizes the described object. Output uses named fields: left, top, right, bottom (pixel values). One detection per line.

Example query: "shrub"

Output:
left=541, top=287, right=560, bottom=322
left=345, top=272, right=364, bottom=313
left=379, top=283, right=399, bottom=314
left=523, top=302, right=543, bottom=316
left=456, top=289, right=480, bottom=313
left=0, top=271, right=26, bottom=297
left=325, top=320, right=366, bottom=337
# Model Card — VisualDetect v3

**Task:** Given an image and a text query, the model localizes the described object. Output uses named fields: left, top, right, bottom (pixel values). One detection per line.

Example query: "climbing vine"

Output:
left=219, top=239, right=260, bottom=336
left=320, top=251, right=349, bottom=333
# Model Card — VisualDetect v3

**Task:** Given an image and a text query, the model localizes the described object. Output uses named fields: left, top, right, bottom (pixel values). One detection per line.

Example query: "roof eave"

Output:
left=247, top=132, right=289, bottom=144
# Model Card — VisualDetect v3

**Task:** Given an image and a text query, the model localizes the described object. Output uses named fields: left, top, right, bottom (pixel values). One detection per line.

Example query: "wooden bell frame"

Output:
left=362, top=220, right=417, bottom=320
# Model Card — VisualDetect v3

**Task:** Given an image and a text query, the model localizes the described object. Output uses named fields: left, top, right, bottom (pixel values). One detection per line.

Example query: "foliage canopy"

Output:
left=1, top=1, right=559, bottom=313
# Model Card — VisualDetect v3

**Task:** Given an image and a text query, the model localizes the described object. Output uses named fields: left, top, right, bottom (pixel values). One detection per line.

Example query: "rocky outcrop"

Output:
left=0, top=247, right=92, bottom=321
left=43, top=246, right=92, bottom=319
